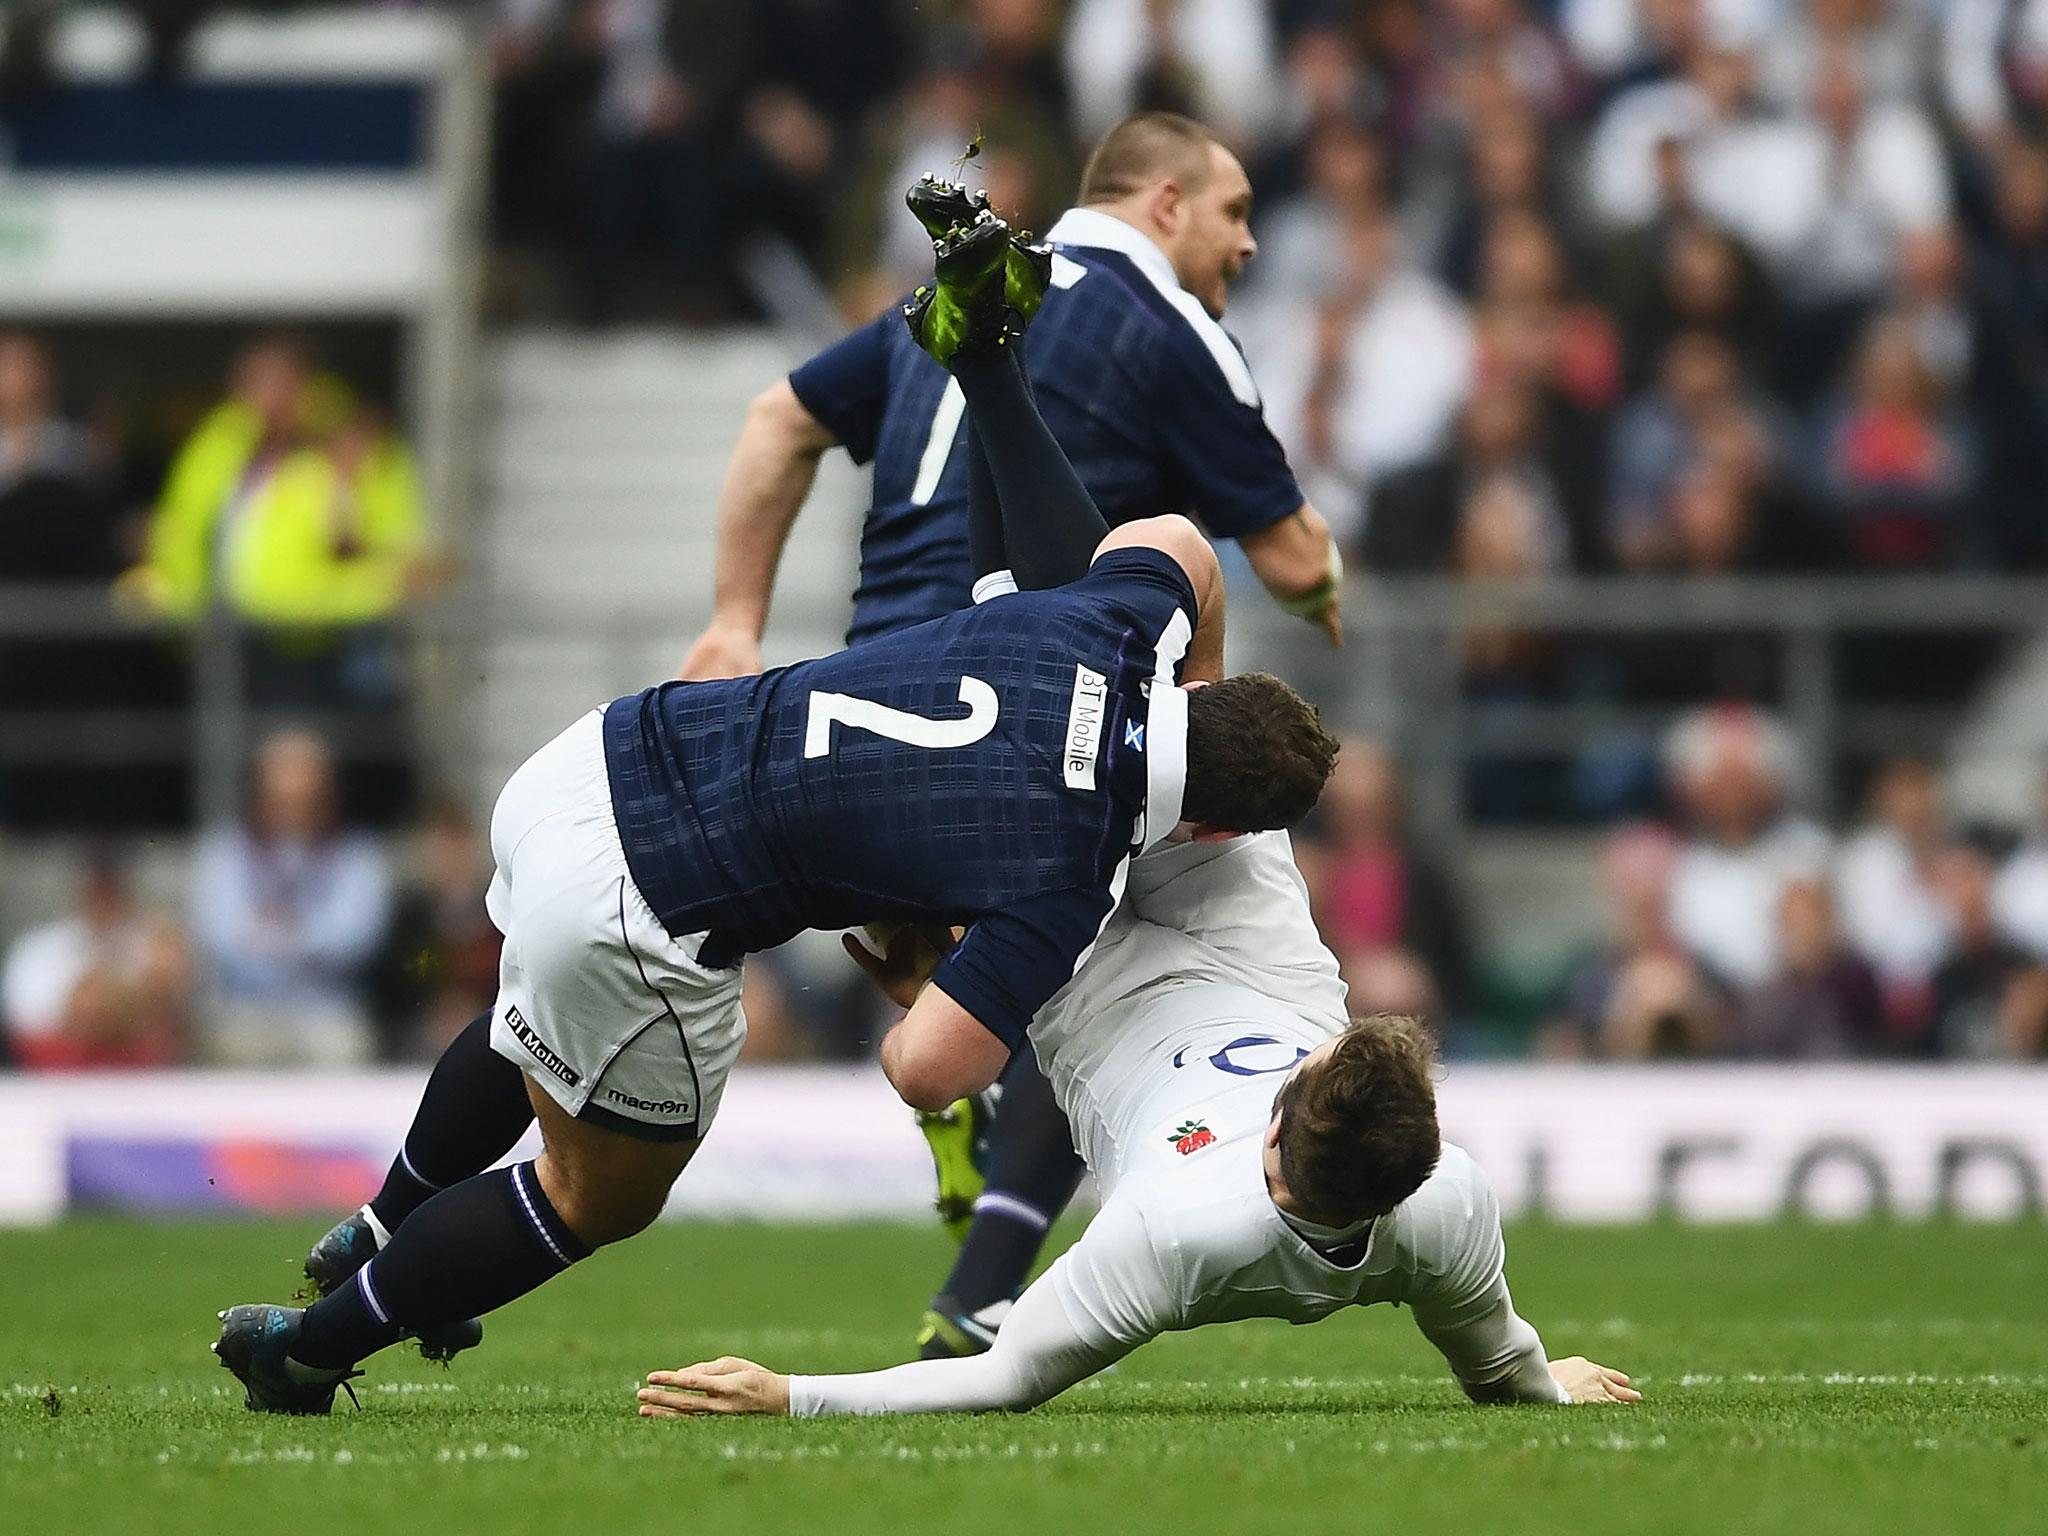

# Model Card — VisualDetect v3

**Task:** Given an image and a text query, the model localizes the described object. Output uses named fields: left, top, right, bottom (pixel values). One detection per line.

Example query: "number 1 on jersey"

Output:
left=804, top=676, right=1000, bottom=758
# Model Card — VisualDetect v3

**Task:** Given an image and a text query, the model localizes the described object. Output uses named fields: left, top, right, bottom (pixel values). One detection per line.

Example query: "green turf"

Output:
left=3, top=1218, right=2043, bottom=1535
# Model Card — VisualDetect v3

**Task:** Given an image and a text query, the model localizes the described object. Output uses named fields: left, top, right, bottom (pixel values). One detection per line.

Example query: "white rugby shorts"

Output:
left=485, top=709, right=745, bottom=1141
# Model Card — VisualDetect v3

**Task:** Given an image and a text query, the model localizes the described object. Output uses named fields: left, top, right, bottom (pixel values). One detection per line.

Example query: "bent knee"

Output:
left=536, top=1146, right=683, bottom=1248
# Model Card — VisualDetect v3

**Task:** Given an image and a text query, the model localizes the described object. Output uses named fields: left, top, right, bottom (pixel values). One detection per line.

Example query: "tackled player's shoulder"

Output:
left=1375, top=1142, right=1499, bottom=1280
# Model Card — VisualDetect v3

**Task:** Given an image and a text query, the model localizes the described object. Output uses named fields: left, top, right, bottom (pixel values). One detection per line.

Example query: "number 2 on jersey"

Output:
left=803, top=676, right=1000, bottom=758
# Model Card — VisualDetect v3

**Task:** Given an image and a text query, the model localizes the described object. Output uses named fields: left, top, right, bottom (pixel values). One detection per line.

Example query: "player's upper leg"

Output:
left=525, top=1074, right=699, bottom=1248
left=482, top=708, right=747, bottom=1244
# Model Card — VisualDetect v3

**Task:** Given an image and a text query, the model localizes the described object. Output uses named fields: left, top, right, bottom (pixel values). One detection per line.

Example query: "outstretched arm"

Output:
left=1412, top=1272, right=1575, bottom=1404
left=1405, top=1158, right=1639, bottom=1406
left=678, top=380, right=838, bottom=680
left=639, top=1196, right=1164, bottom=1418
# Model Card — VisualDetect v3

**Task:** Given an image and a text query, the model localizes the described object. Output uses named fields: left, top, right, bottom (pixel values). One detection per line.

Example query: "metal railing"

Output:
left=5, top=576, right=2047, bottom=834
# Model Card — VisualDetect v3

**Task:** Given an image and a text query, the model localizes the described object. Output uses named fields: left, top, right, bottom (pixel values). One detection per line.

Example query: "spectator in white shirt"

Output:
left=1250, top=211, right=1476, bottom=546
left=1737, top=46, right=1950, bottom=313
left=190, top=729, right=392, bottom=1067
left=1585, top=40, right=1773, bottom=234
left=1755, top=0, right=1929, bottom=111
left=1663, top=705, right=1832, bottom=990
left=1834, top=757, right=1957, bottom=1016
left=2, top=849, right=192, bottom=1071
left=1562, top=0, right=1774, bottom=85
left=1942, top=0, right=2048, bottom=153
left=1063, top=0, right=1280, bottom=151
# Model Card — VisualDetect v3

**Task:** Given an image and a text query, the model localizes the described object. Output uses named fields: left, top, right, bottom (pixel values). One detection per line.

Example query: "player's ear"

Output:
left=1150, top=176, right=1183, bottom=236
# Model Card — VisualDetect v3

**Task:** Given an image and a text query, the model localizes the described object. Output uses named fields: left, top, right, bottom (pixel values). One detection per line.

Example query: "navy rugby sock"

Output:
left=951, top=345, right=1108, bottom=591
left=368, top=1011, right=535, bottom=1235
left=965, top=427, right=1011, bottom=593
left=937, top=1052, right=1084, bottom=1319
left=295, top=1162, right=589, bottom=1370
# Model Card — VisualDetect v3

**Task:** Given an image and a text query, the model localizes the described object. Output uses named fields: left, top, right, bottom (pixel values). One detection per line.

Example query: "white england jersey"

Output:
left=1031, top=831, right=1349, bottom=1192
left=789, top=832, right=1568, bottom=1416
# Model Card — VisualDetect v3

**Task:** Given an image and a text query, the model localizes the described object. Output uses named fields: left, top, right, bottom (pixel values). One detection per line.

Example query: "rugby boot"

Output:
left=1004, top=235, right=1053, bottom=327
left=915, top=1295, right=1012, bottom=1360
left=904, top=213, right=1017, bottom=368
left=303, top=1205, right=483, bottom=1365
left=212, top=1304, right=361, bottom=1415
left=904, top=173, right=1054, bottom=325
left=916, top=1088, right=998, bottom=1242
left=905, top=172, right=991, bottom=241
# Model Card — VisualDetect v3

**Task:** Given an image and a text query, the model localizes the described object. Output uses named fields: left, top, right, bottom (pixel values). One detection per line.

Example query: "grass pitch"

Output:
left=3, top=1218, right=2043, bottom=1535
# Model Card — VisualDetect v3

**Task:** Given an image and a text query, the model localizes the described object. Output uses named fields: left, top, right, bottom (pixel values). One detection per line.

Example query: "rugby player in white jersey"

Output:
left=635, top=830, right=1639, bottom=1418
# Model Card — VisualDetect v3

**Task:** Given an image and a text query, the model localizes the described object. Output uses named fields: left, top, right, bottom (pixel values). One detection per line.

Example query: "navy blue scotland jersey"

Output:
left=790, top=206, right=1302, bottom=643
left=603, top=548, right=1199, bottom=1046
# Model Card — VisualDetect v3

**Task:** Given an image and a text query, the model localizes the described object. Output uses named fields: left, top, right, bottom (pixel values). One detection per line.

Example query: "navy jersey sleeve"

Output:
left=932, top=886, right=1121, bottom=1048
left=787, top=313, right=893, bottom=464
left=1150, top=326, right=1303, bottom=538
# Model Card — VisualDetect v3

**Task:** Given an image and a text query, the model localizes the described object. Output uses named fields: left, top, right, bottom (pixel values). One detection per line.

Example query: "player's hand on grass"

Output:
left=842, top=923, right=956, bottom=1009
left=639, top=1357, right=791, bottom=1418
left=1548, top=1358, right=1641, bottom=1404
left=677, top=622, right=762, bottom=682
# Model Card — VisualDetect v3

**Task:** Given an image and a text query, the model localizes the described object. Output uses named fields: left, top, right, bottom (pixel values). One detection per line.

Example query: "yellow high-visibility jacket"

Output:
left=141, top=397, right=424, bottom=626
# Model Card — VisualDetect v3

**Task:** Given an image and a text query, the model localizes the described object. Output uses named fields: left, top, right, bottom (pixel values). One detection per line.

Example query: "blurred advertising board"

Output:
left=0, top=1066, right=2042, bottom=1226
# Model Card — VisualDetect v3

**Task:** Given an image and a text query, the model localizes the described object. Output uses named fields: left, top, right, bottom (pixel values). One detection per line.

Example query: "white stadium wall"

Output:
left=1, top=1066, right=2042, bottom=1227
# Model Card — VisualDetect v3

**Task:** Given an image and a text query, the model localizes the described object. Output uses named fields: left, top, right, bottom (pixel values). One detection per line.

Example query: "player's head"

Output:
left=1079, top=112, right=1256, bottom=319
left=1265, top=1015, right=1442, bottom=1225
left=1179, top=673, right=1339, bottom=836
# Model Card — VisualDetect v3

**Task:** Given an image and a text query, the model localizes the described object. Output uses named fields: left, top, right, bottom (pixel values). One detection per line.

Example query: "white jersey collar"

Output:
left=1045, top=207, right=1182, bottom=295
left=1044, top=207, right=1262, bottom=410
left=1137, top=604, right=1193, bottom=852
left=1142, top=677, right=1189, bottom=852
left=1280, top=1208, right=1373, bottom=1246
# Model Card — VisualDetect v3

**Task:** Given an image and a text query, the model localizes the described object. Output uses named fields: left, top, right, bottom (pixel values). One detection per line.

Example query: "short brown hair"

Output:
left=1182, top=673, right=1339, bottom=832
left=1275, top=1015, right=1441, bottom=1222
left=1078, top=112, right=1220, bottom=205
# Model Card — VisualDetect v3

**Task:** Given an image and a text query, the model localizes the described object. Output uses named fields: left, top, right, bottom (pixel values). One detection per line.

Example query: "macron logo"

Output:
left=1064, top=664, right=1108, bottom=790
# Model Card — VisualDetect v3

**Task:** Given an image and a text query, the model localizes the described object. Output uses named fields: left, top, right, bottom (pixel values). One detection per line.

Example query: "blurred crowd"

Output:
left=485, top=0, right=2048, bottom=574
left=0, top=325, right=433, bottom=827
left=1, top=728, right=499, bottom=1069
left=1301, top=710, right=2048, bottom=1060
left=10, top=717, right=2048, bottom=1068
left=10, top=1, right=2048, bottom=1069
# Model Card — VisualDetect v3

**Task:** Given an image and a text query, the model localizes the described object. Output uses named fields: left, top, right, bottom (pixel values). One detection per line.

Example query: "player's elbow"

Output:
left=880, top=1034, right=989, bottom=1113
left=1095, top=514, right=1220, bottom=601
left=748, top=379, right=833, bottom=456
left=888, top=1064, right=960, bottom=1114
left=1154, top=514, right=1223, bottom=592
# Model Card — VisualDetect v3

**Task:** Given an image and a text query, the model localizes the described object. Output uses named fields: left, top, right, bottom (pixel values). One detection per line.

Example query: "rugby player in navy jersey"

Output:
left=210, top=200, right=1340, bottom=1414
left=680, top=113, right=1347, bottom=1363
